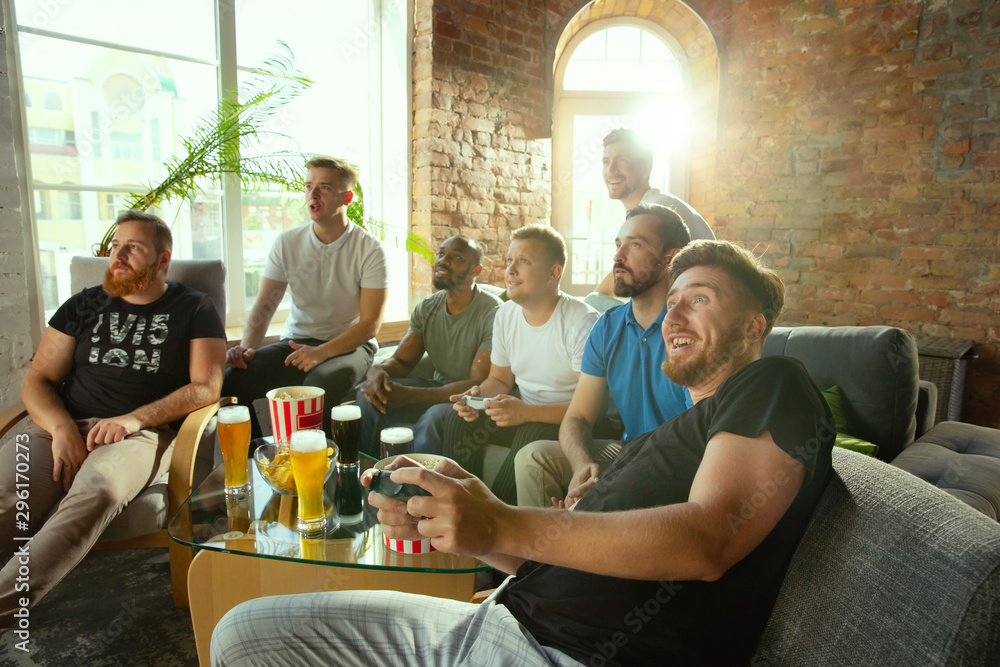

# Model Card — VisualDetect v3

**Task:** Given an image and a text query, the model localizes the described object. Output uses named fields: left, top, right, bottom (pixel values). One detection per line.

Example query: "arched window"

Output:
left=43, top=91, right=64, bottom=111
left=552, top=21, right=693, bottom=295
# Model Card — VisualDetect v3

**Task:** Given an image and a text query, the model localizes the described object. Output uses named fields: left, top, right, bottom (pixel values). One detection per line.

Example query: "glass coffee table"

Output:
left=169, top=449, right=488, bottom=665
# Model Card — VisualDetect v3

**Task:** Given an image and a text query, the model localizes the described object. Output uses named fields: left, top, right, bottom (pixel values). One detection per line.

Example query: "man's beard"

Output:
left=432, top=266, right=470, bottom=290
left=102, top=262, right=158, bottom=298
left=612, top=263, right=660, bottom=298
left=662, top=320, right=747, bottom=388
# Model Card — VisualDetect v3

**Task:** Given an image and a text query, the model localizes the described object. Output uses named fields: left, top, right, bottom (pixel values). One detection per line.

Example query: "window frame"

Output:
left=8, top=0, right=414, bottom=334
left=552, top=18, right=694, bottom=296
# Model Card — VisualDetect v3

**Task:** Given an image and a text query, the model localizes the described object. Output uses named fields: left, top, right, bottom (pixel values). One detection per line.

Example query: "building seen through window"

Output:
left=13, top=0, right=411, bottom=324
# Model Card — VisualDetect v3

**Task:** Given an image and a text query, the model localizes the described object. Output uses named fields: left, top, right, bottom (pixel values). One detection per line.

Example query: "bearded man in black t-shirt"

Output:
left=210, top=240, right=834, bottom=667
left=0, top=211, right=226, bottom=631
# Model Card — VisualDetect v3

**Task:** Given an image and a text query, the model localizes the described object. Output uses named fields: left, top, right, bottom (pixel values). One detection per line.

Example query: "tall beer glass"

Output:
left=330, top=405, right=362, bottom=466
left=331, top=404, right=363, bottom=522
left=380, top=427, right=414, bottom=461
left=290, top=429, right=330, bottom=534
left=217, top=405, right=252, bottom=498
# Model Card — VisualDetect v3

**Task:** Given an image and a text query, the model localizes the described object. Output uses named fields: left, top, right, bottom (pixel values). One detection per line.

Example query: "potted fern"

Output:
left=95, top=43, right=432, bottom=263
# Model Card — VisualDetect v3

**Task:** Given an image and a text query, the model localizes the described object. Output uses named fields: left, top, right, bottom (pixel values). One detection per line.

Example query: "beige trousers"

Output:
left=513, top=439, right=622, bottom=507
left=0, top=417, right=173, bottom=629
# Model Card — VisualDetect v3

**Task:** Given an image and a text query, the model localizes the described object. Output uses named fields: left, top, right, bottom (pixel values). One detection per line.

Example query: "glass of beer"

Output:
left=380, top=427, right=414, bottom=461
left=330, top=404, right=362, bottom=466
left=290, top=429, right=332, bottom=534
left=217, top=405, right=252, bottom=498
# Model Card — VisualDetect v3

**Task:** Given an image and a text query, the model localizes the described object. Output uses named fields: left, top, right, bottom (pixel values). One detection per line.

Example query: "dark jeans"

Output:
left=417, top=409, right=560, bottom=505
left=222, top=338, right=375, bottom=439
left=355, top=377, right=456, bottom=457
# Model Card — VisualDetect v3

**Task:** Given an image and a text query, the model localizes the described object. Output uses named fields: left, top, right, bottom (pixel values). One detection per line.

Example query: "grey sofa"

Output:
left=751, top=325, right=1000, bottom=663
left=754, top=447, right=1000, bottom=664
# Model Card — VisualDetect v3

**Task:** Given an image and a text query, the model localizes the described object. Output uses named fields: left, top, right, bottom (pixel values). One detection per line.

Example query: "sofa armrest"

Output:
left=0, top=402, right=29, bottom=440
left=915, top=380, right=937, bottom=439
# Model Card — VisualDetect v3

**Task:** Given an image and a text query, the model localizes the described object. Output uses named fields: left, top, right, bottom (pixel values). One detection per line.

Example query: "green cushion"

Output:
left=822, top=385, right=879, bottom=457
left=834, top=433, right=880, bottom=457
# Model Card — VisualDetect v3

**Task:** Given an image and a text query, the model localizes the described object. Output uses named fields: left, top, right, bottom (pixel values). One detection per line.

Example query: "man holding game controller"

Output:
left=212, top=240, right=834, bottom=666
left=514, top=204, right=693, bottom=508
left=355, top=235, right=501, bottom=456
left=415, top=224, right=599, bottom=505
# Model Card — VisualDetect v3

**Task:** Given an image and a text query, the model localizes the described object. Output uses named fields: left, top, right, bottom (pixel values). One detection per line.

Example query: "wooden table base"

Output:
left=188, top=549, right=477, bottom=665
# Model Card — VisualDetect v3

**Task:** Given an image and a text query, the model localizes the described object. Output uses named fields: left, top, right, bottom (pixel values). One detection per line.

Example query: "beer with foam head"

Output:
left=217, top=405, right=252, bottom=496
left=380, top=427, right=414, bottom=461
left=330, top=404, right=362, bottom=465
left=290, top=429, right=330, bottom=533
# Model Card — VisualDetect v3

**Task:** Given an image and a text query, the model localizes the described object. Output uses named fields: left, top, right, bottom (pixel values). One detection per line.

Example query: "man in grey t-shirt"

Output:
left=356, top=235, right=501, bottom=456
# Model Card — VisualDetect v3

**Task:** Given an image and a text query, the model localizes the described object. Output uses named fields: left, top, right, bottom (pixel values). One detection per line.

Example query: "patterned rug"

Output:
left=0, top=548, right=197, bottom=666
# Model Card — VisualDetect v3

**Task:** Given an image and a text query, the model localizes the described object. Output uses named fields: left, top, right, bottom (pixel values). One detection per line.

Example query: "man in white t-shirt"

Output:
left=223, top=157, right=389, bottom=436
left=591, top=127, right=714, bottom=303
left=416, top=224, right=599, bottom=504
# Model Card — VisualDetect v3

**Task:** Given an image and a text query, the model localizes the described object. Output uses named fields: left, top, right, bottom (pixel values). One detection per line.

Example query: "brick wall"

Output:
left=412, top=0, right=552, bottom=301
left=711, top=0, right=999, bottom=427
left=0, top=3, right=33, bottom=411
left=420, top=0, right=998, bottom=427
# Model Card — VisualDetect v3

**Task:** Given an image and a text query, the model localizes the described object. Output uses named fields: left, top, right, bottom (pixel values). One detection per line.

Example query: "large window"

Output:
left=12, top=0, right=411, bottom=325
left=552, top=22, right=693, bottom=295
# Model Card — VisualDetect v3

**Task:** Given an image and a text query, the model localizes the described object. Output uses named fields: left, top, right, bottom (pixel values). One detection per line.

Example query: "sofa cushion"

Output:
left=822, top=386, right=879, bottom=456
left=763, top=326, right=918, bottom=461
left=892, top=421, right=1000, bottom=520
left=754, top=448, right=1000, bottom=665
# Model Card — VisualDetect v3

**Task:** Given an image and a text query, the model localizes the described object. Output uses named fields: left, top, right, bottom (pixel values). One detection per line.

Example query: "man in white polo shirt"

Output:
left=223, top=157, right=389, bottom=437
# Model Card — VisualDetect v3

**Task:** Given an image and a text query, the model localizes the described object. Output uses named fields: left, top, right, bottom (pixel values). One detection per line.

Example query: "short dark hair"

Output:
left=445, top=234, right=484, bottom=265
left=510, top=224, right=567, bottom=267
left=305, top=156, right=358, bottom=190
left=115, top=210, right=172, bottom=254
left=626, top=204, right=691, bottom=252
left=669, top=240, right=785, bottom=336
left=603, top=127, right=653, bottom=165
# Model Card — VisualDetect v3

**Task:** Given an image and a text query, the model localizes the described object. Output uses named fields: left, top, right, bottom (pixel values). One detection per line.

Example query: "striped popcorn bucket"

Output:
left=265, top=386, right=325, bottom=445
left=383, top=534, right=436, bottom=554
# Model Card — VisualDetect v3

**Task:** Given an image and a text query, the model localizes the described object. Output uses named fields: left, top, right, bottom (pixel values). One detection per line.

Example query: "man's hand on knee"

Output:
left=565, top=462, right=601, bottom=509
left=51, top=426, right=88, bottom=491
left=286, top=341, right=329, bottom=372
left=226, top=345, right=255, bottom=369
left=86, top=414, right=142, bottom=451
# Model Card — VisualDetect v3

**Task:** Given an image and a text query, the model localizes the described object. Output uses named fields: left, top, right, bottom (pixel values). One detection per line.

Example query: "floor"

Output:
left=0, top=548, right=198, bottom=666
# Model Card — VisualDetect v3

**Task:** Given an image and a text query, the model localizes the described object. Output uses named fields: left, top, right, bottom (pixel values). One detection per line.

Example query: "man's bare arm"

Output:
left=402, top=430, right=805, bottom=582
left=471, top=364, right=515, bottom=399
left=21, top=327, right=81, bottom=437
left=21, top=327, right=88, bottom=490
left=360, top=332, right=428, bottom=412
left=559, top=373, right=608, bottom=469
left=376, top=332, right=427, bottom=378
left=229, top=277, right=287, bottom=368
left=85, top=337, right=226, bottom=449
left=394, top=349, right=493, bottom=407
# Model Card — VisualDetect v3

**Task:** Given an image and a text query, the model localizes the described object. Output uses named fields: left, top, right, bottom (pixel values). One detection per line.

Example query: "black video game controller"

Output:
left=368, top=469, right=431, bottom=500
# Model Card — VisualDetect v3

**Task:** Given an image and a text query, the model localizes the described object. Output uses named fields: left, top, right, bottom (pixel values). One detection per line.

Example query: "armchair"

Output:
left=0, top=257, right=231, bottom=609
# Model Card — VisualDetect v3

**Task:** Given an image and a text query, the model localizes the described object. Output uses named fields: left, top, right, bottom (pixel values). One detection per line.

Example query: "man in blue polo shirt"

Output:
left=514, top=204, right=692, bottom=507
